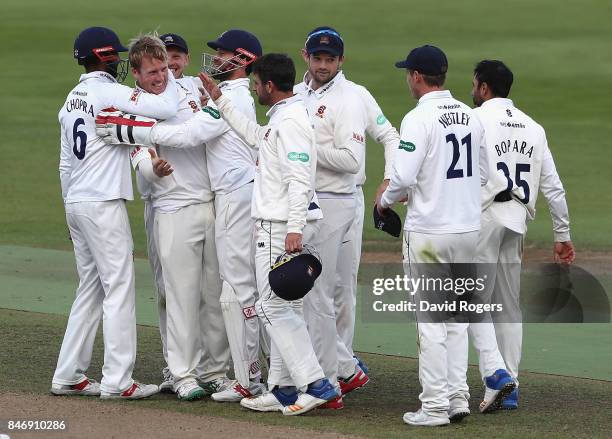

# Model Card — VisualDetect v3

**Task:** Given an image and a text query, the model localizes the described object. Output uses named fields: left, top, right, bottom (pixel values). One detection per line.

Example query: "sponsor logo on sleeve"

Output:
left=202, top=106, right=221, bottom=119
left=399, top=140, right=416, bottom=152
left=188, top=100, right=199, bottom=113
left=376, top=114, right=387, bottom=125
left=352, top=132, right=365, bottom=143
left=287, top=152, right=310, bottom=162
left=129, top=89, right=141, bottom=103
left=242, top=305, right=257, bottom=319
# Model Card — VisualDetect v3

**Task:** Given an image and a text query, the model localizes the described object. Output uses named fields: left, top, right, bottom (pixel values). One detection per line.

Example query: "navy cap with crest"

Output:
left=305, top=27, right=344, bottom=57
left=160, top=33, right=189, bottom=54
left=207, top=29, right=263, bottom=57
left=73, top=26, right=127, bottom=59
left=395, top=45, right=448, bottom=75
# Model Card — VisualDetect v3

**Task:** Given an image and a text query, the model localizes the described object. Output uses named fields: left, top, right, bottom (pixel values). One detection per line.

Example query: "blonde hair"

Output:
left=128, top=32, right=167, bottom=70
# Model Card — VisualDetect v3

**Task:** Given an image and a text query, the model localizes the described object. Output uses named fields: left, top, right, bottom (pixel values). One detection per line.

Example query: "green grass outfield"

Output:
left=1, top=0, right=612, bottom=255
left=2, top=244, right=611, bottom=381
left=2, top=308, right=611, bottom=439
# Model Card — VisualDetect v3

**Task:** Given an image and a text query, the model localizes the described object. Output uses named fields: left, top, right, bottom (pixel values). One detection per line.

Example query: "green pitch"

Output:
left=1, top=0, right=612, bottom=256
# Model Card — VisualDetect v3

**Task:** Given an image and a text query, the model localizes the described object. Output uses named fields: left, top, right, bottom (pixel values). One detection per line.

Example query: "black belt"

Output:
left=494, top=190, right=513, bottom=202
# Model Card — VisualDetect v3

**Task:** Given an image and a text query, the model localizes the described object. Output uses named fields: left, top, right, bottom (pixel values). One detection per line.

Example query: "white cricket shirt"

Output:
left=214, top=93, right=318, bottom=234
left=294, top=71, right=366, bottom=194
left=477, top=98, right=570, bottom=241
left=381, top=90, right=488, bottom=234
left=59, top=71, right=179, bottom=203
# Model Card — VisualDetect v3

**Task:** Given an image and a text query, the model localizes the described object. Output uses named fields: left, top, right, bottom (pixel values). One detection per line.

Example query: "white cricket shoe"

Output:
left=403, top=409, right=450, bottom=427
left=159, top=367, right=174, bottom=393
left=212, top=381, right=266, bottom=402
left=100, top=382, right=158, bottom=400
left=200, top=376, right=233, bottom=396
left=51, top=377, right=100, bottom=396
left=175, top=380, right=205, bottom=401
left=479, top=369, right=516, bottom=413
left=240, top=392, right=284, bottom=412
left=448, top=397, right=470, bottom=423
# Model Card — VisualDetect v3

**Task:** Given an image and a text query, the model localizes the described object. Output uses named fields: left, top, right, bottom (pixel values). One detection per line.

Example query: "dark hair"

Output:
left=474, top=60, right=513, bottom=98
left=422, top=73, right=446, bottom=87
left=252, top=53, right=295, bottom=92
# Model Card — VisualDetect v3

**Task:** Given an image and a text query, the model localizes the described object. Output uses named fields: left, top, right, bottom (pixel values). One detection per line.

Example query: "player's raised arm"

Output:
left=103, top=36, right=180, bottom=120
left=200, top=72, right=265, bottom=147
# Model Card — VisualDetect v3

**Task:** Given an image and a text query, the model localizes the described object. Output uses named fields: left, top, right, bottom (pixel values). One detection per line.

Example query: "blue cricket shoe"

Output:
left=479, top=369, right=516, bottom=413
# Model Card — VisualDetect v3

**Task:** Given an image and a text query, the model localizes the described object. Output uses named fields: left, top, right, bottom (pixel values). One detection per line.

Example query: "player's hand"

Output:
left=375, top=179, right=390, bottom=206
left=149, top=148, right=173, bottom=177
left=554, top=240, right=575, bottom=265
left=96, top=109, right=156, bottom=146
left=198, top=90, right=210, bottom=108
left=374, top=182, right=390, bottom=216
left=285, top=233, right=303, bottom=253
left=198, top=72, right=222, bottom=101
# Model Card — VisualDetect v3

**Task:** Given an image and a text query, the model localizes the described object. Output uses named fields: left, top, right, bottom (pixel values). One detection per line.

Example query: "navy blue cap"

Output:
left=160, top=33, right=189, bottom=54
left=305, top=27, right=344, bottom=57
left=395, top=45, right=448, bottom=75
left=73, top=27, right=127, bottom=59
left=207, top=29, right=263, bottom=57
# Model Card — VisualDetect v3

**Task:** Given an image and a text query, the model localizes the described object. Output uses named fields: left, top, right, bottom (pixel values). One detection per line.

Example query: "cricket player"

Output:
left=470, top=59, right=574, bottom=410
left=199, top=53, right=340, bottom=415
left=293, top=27, right=368, bottom=409
left=97, top=34, right=230, bottom=401
left=297, top=27, right=400, bottom=381
left=137, top=31, right=213, bottom=394
left=52, top=26, right=180, bottom=400
left=100, top=30, right=267, bottom=400
left=376, top=45, right=491, bottom=426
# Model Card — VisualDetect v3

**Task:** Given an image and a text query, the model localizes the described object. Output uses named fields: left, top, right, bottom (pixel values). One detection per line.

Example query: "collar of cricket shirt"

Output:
left=79, top=71, right=118, bottom=84
left=304, top=70, right=345, bottom=97
left=481, top=97, right=514, bottom=108
left=219, top=77, right=250, bottom=90
left=266, top=94, right=303, bottom=118
left=417, top=89, right=452, bottom=105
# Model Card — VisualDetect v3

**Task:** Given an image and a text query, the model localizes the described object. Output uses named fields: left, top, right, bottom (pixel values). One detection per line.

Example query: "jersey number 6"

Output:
left=72, top=118, right=87, bottom=160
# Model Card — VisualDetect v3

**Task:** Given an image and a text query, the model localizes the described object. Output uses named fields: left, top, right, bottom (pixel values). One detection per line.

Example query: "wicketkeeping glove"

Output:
left=95, top=108, right=157, bottom=146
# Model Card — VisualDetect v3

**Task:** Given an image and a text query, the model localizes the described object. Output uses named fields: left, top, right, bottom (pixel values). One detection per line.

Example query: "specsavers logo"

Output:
left=399, top=140, right=415, bottom=152
left=288, top=152, right=310, bottom=162
left=202, top=106, right=221, bottom=119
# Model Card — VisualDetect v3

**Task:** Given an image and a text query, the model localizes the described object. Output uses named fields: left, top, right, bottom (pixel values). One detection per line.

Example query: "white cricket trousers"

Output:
left=254, top=220, right=325, bottom=390
left=470, top=209, right=523, bottom=383
left=303, top=196, right=356, bottom=386
left=53, top=200, right=136, bottom=394
left=144, top=200, right=167, bottom=364
left=155, top=202, right=229, bottom=387
left=334, top=186, right=364, bottom=377
left=214, top=183, right=261, bottom=381
left=406, top=231, right=478, bottom=415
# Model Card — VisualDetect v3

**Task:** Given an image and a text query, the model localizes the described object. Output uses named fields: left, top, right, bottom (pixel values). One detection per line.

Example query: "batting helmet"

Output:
left=73, top=27, right=129, bottom=82
left=269, top=245, right=322, bottom=301
left=202, top=29, right=262, bottom=79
